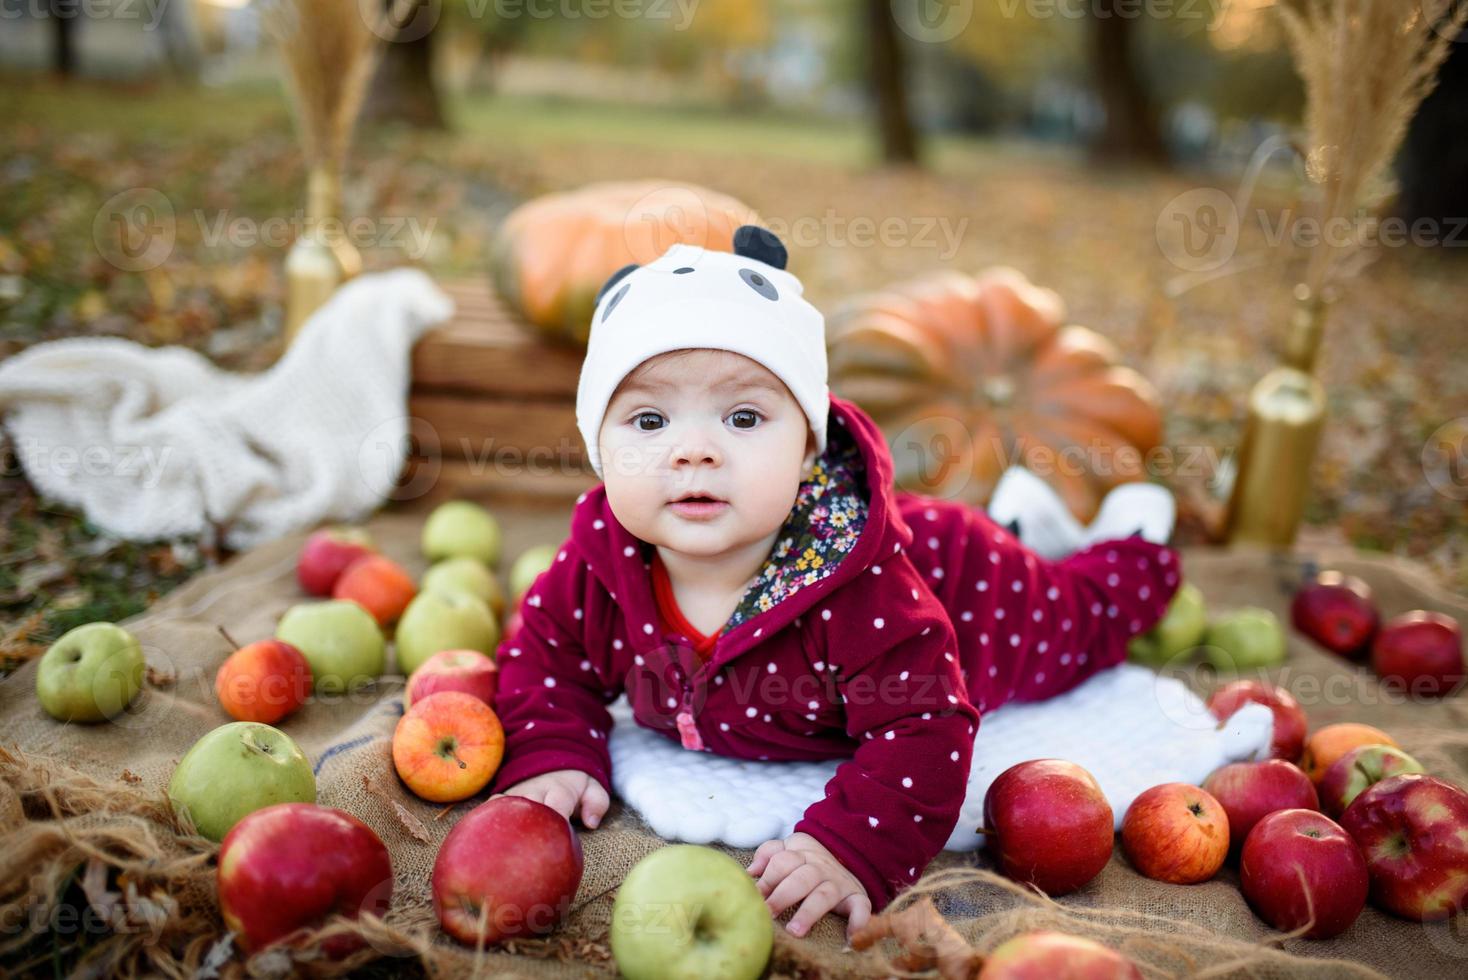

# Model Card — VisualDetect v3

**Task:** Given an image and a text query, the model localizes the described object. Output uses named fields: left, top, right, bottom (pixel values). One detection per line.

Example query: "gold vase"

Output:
left=282, top=167, right=363, bottom=345
left=1222, top=285, right=1328, bottom=548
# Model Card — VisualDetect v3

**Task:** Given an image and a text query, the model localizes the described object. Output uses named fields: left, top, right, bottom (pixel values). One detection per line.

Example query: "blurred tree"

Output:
left=1088, top=0, right=1166, bottom=164
left=49, top=0, right=75, bottom=76
left=363, top=0, right=446, bottom=129
left=1397, top=23, right=1467, bottom=231
left=865, top=0, right=921, bottom=165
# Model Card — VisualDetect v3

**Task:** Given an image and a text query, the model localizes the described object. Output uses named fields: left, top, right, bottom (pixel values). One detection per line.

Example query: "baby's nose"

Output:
left=671, top=432, right=723, bottom=468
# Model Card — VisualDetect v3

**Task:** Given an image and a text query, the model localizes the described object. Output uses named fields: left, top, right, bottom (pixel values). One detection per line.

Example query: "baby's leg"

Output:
left=898, top=494, right=1182, bottom=713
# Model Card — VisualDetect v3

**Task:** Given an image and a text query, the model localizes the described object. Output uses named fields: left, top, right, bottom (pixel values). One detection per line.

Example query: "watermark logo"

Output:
left=1422, top=417, right=1468, bottom=501
left=93, top=188, right=176, bottom=273
left=1156, top=187, right=1240, bottom=274
left=892, top=0, right=974, bottom=42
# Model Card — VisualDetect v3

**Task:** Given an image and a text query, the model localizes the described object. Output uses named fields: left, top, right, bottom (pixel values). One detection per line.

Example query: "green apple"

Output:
left=421, top=501, right=501, bottom=566
left=509, top=544, right=559, bottom=605
left=35, top=621, right=146, bottom=723
left=395, top=589, right=499, bottom=676
left=1128, top=582, right=1208, bottom=667
left=1204, top=607, right=1287, bottom=672
left=167, top=722, right=315, bottom=841
left=421, top=556, right=504, bottom=618
left=612, top=845, right=772, bottom=980
left=275, top=599, right=385, bottom=695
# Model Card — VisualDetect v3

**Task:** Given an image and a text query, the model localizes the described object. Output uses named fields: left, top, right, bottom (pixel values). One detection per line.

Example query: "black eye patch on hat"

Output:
left=595, top=262, right=638, bottom=322
left=592, top=225, right=789, bottom=322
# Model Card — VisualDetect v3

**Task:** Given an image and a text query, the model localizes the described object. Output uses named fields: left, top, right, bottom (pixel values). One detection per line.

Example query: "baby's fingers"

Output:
left=838, top=892, right=874, bottom=945
left=539, top=781, right=581, bottom=822
left=578, top=778, right=609, bottom=829
left=786, top=881, right=854, bottom=938
left=746, top=839, right=784, bottom=877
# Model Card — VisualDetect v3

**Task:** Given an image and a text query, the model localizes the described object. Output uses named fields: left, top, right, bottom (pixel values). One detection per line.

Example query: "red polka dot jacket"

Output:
left=489, top=394, right=1182, bottom=910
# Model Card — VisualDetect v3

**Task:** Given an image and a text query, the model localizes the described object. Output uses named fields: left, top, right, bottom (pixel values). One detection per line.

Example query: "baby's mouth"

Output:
left=667, top=494, right=730, bottom=518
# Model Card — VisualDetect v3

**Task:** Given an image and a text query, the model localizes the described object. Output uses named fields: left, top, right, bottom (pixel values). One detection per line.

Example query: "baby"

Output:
left=488, top=226, right=1182, bottom=941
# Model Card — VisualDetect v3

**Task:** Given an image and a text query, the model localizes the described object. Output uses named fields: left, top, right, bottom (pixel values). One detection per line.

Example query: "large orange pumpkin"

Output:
left=828, top=267, right=1165, bottom=523
left=489, top=180, right=759, bottom=346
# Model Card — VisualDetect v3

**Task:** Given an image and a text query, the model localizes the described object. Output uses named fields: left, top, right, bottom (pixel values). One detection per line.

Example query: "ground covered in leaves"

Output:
left=2, top=76, right=1465, bottom=674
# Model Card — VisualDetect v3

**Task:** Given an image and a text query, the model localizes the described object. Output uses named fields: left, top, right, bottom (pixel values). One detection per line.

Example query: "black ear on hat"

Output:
left=732, top=225, right=788, bottom=270
left=596, top=263, right=639, bottom=305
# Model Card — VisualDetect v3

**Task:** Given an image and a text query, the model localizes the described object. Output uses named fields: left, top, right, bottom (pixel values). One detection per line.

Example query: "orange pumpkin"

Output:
left=489, top=180, right=759, bottom=346
left=828, top=267, right=1164, bottom=523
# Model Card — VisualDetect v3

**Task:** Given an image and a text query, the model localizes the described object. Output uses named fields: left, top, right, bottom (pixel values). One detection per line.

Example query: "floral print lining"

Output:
left=722, top=421, right=870, bottom=631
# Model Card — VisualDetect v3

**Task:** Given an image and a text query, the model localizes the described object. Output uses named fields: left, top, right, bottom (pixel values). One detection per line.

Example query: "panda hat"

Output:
left=575, top=225, right=829, bottom=479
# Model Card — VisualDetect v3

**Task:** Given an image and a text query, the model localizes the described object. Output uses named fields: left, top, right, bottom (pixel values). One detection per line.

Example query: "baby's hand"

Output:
left=490, top=769, right=609, bottom=829
left=746, top=832, right=872, bottom=942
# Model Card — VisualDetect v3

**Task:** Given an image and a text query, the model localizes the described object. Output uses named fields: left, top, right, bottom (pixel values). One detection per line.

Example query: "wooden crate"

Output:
left=401, top=279, right=596, bottom=504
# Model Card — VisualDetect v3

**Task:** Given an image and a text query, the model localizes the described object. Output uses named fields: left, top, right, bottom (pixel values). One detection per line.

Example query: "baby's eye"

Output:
left=727, top=410, right=761, bottom=430
left=633, top=412, right=666, bottom=432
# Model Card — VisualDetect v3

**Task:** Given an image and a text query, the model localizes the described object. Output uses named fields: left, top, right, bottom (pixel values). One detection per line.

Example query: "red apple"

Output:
left=297, top=527, right=375, bottom=597
left=1121, top=783, right=1229, bottom=884
left=1206, top=680, right=1308, bottom=763
left=217, top=802, right=393, bottom=957
left=433, top=796, right=584, bottom=945
left=214, top=639, right=312, bottom=725
left=405, top=648, right=499, bottom=709
left=392, top=691, right=504, bottom=803
left=979, top=930, right=1141, bottom=978
left=1340, top=773, right=1468, bottom=921
left=1371, top=611, right=1465, bottom=698
left=1239, top=808, right=1368, bottom=939
left=981, top=760, right=1113, bottom=897
left=1319, top=744, right=1426, bottom=817
left=1202, top=760, right=1319, bottom=855
left=333, top=554, right=418, bottom=627
left=1291, top=570, right=1378, bottom=658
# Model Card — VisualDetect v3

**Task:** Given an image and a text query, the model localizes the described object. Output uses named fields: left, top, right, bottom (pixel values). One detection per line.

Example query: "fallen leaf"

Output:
left=362, top=774, right=432, bottom=843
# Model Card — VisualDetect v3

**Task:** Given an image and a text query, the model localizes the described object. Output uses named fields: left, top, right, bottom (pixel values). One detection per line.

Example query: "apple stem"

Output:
left=216, top=625, right=241, bottom=650
left=974, top=826, right=993, bottom=837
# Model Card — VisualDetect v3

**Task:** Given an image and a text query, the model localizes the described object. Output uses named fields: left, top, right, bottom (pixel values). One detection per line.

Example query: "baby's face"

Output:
left=598, top=349, right=815, bottom=560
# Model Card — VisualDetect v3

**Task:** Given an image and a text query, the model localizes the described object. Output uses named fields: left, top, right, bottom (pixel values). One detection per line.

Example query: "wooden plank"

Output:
left=407, top=391, right=585, bottom=462
left=389, top=454, right=596, bottom=509
left=411, top=279, right=583, bottom=398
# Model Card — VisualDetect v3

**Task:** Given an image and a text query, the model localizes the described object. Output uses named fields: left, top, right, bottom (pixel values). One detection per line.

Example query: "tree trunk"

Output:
left=1088, top=1, right=1167, bottom=166
left=1397, top=25, right=1468, bottom=232
left=50, top=0, right=75, bottom=77
left=866, top=0, right=921, bottom=166
left=361, top=0, right=445, bottom=129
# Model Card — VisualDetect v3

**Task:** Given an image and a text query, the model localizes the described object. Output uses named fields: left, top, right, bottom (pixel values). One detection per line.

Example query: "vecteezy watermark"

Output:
left=1155, top=187, right=1241, bottom=274
left=92, top=188, right=176, bottom=274
left=10, top=436, right=173, bottom=489
left=891, top=0, right=975, bottom=42
left=92, top=188, right=437, bottom=272
left=1, top=0, right=169, bottom=31
left=617, top=186, right=968, bottom=270
left=1422, top=416, right=1468, bottom=502
left=760, top=211, right=969, bottom=261
left=363, top=0, right=701, bottom=43
left=892, top=0, right=1224, bottom=42
left=1156, top=185, right=1468, bottom=279
left=889, top=416, right=1234, bottom=500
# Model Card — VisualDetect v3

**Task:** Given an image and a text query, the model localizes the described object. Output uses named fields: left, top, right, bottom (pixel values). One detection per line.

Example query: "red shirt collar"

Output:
left=649, top=551, right=720, bottom=658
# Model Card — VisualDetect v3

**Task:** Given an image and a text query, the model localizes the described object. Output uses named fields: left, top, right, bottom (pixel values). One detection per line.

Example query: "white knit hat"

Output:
left=575, top=226, right=829, bottom=479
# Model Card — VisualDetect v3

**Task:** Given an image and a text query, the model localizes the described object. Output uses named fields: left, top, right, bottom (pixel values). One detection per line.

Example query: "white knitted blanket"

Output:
left=0, top=268, right=453, bottom=551
left=609, top=663, right=1274, bottom=851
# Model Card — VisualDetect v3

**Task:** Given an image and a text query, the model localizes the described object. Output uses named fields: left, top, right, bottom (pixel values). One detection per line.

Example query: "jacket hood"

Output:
left=569, top=393, right=914, bottom=670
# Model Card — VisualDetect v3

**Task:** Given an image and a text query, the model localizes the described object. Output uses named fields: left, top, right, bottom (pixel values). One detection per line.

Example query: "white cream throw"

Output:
left=0, top=268, right=453, bottom=550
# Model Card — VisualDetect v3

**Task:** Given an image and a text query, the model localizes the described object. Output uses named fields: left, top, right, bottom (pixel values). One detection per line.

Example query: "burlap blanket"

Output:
left=2, top=498, right=1466, bottom=979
